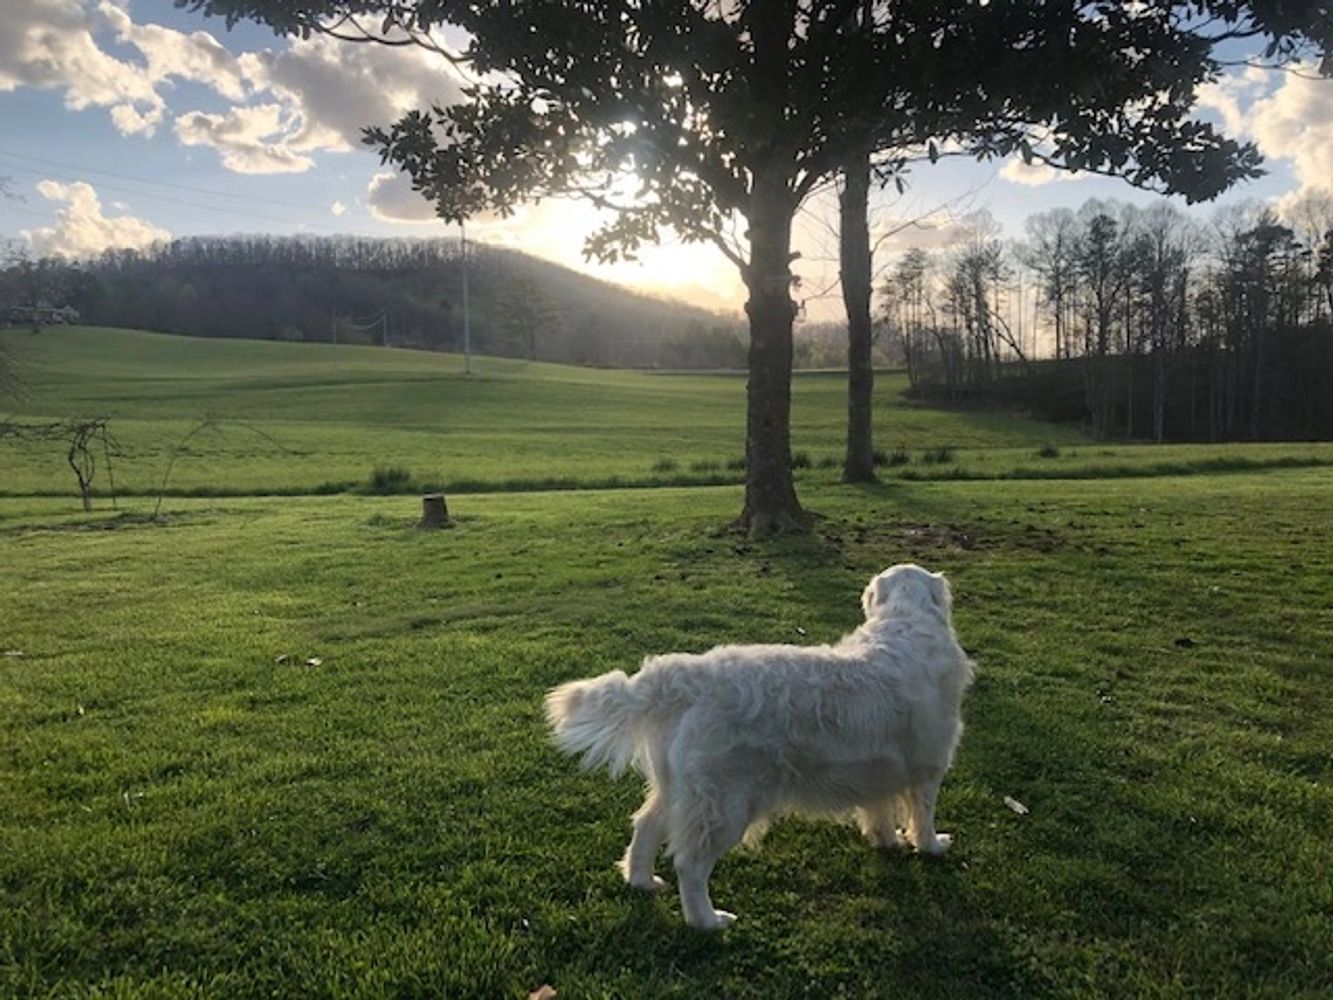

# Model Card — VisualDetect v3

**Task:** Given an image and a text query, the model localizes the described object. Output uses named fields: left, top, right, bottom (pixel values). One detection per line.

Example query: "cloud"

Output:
left=96, top=1, right=246, bottom=101
left=999, top=156, right=1086, bottom=187
left=1192, top=64, right=1333, bottom=200
left=241, top=34, right=465, bottom=154
left=0, top=0, right=252, bottom=138
left=0, top=2, right=464, bottom=174
left=23, top=179, right=169, bottom=258
left=1248, top=65, right=1333, bottom=197
left=367, top=170, right=439, bottom=223
left=175, top=104, right=316, bottom=174
left=874, top=218, right=975, bottom=253
left=1194, top=66, right=1272, bottom=138
left=331, top=200, right=347, bottom=217
left=0, top=0, right=163, bottom=134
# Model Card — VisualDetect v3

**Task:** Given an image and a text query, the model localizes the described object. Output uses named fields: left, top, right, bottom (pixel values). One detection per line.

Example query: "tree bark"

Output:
left=839, top=151, right=876, bottom=483
left=738, top=164, right=805, bottom=537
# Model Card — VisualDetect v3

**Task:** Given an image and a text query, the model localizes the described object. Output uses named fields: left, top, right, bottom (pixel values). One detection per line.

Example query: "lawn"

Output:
left=24, top=325, right=1323, bottom=500
left=2, top=469, right=1330, bottom=997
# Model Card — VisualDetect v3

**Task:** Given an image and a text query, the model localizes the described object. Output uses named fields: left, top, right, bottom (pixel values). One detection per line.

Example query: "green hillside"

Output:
left=4, top=325, right=1332, bottom=500
left=0, top=326, right=1066, bottom=496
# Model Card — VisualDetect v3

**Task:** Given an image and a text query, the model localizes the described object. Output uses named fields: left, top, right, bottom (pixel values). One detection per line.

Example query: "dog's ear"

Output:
left=862, top=575, right=888, bottom=620
left=928, top=572, right=952, bottom=616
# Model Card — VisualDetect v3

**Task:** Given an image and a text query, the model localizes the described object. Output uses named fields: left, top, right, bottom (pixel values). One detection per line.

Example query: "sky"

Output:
left=1, top=0, right=1330, bottom=323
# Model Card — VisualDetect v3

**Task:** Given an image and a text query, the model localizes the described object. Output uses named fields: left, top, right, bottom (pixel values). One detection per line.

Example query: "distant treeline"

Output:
left=882, top=197, right=1333, bottom=441
left=0, top=234, right=746, bottom=369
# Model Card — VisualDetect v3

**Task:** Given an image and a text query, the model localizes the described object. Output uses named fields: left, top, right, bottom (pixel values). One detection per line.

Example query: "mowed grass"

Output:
left=2, top=471, right=1331, bottom=997
left=0, top=326, right=1133, bottom=497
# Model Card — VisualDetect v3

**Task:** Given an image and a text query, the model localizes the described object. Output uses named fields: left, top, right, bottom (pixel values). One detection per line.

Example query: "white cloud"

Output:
left=367, top=170, right=439, bottom=223
left=109, top=101, right=161, bottom=136
left=999, top=157, right=1086, bottom=187
left=23, top=179, right=169, bottom=258
left=873, top=217, right=975, bottom=253
left=0, top=2, right=464, bottom=174
left=97, top=1, right=246, bottom=101
left=1249, top=65, right=1333, bottom=197
left=1194, top=69, right=1270, bottom=138
left=1192, top=64, right=1333, bottom=202
left=331, top=200, right=347, bottom=216
left=0, top=0, right=163, bottom=134
left=174, top=104, right=316, bottom=174
left=0, top=0, right=253, bottom=138
left=166, top=32, right=469, bottom=175
left=241, top=34, right=465, bottom=154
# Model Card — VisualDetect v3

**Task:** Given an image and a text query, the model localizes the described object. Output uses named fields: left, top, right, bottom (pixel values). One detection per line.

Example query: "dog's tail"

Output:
left=544, top=670, right=645, bottom=777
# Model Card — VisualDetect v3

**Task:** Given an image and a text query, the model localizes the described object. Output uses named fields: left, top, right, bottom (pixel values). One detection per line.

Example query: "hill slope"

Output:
left=1, top=326, right=1099, bottom=496
left=68, top=235, right=743, bottom=368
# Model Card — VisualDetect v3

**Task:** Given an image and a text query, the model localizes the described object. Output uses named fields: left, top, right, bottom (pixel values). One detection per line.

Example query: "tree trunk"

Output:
left=418, top=493, right=450, bottom=529
left=738, top=166, right=804, bottom=537
left=839, top=151, right=875, bottom=483
left=1153, top=348, right=1166, bottom=443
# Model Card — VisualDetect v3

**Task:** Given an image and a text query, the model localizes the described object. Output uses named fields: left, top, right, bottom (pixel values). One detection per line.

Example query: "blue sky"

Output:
left=1, top=1, right=1328, bottom=321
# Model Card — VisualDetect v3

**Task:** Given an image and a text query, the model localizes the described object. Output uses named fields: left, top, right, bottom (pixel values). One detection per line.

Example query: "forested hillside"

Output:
left=1, top=235, right=745, bottom=369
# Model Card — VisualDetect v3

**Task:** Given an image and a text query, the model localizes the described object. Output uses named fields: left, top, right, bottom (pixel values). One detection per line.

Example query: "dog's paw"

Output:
left=617, top=858, right=667, bottom=891
left=867, top=828, right=907, bottom=851
left=918, top=832, right=953, bottom=856
left=628, top=874, right=668, bottom=892
left=688, top=909, right=737, bottom=932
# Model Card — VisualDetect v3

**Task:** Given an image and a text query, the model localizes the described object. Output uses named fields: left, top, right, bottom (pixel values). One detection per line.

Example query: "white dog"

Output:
left=545, top=564, right=974, bottom=930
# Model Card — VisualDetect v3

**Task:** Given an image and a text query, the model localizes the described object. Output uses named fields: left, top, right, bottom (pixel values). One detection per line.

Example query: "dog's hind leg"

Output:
left=619, top=790, right=668, bottom=891
left=671, top=789, right=750, bottom=931
left=905, top=773, right=952, bottom=855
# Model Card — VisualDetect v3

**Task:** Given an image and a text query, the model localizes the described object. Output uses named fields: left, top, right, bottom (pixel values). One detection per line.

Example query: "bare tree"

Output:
left=0, top=418, right=118, bottom=511
left=1019, top=209, right=1079, bottom=362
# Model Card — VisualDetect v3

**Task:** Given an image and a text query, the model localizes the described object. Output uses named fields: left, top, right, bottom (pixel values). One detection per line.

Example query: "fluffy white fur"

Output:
left=545, top=564, right=975, bottom=930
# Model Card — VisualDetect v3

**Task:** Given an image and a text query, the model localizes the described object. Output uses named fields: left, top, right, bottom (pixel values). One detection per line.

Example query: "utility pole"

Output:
left=461, top=220, right=473, bottom=376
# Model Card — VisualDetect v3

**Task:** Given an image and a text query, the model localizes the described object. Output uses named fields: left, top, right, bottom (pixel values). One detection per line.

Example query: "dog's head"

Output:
left=861, top=564, right=952, bottom=622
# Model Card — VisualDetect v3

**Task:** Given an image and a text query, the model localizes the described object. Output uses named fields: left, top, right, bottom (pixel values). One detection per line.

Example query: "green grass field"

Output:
left=6, top=327, right=1330, bottom=499
left=2, top=327, right=1331, bottom=997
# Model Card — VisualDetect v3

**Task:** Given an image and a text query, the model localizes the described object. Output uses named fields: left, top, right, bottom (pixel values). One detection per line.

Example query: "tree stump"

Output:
left=418, top=493, right=450, bottom=529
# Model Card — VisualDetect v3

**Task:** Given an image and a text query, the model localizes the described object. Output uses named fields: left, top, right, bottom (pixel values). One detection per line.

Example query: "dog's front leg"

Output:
left=906, top=775, right=952, bottom=855
left=856, top=798, right=908, bottom=850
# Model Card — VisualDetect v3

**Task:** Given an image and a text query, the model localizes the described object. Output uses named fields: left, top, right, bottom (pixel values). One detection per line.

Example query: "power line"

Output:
left=0, top=202, right=67, bottom=223
left=0, top=158, right=355, bottom=233
left=0, top=147, right=337, bottom=214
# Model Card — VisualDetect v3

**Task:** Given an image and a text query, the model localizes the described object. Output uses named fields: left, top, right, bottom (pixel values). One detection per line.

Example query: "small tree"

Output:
left=0, top=419, right=118, bottom=511
left=493, top=275, right=558, bottom=360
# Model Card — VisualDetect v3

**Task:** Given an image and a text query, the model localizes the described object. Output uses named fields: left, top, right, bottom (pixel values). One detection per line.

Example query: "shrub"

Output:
left=884, top=447, right=911, bottom=467
left=726, top=456, right=746, bottom=471
left=690, top=460, right=721, bottom=473
left=791, top=451, right=812, bottom=470
left=1037, top=444, right=1061, bottom=459
left=922, top=446, right=956, bottom=465
left=367, top=464, right=415, bottom=494
left=652, top=457, right=678, bottom=473
left=817, top=455, right=839, bottom=469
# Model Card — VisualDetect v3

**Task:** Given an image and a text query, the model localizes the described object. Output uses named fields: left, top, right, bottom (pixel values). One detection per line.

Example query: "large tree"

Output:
left=187, top=0, right=1330, bottom=534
